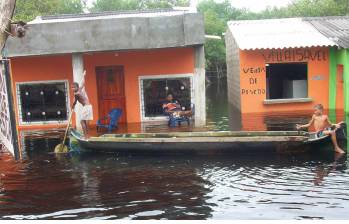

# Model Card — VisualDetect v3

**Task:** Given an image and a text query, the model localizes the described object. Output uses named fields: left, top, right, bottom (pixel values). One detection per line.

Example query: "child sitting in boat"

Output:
left=162, top=93, right=192, bottom=118
left=296, top=104, right=345, bottom=154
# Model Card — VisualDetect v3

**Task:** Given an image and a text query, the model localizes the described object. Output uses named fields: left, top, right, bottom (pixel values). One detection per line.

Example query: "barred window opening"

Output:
left=141, top=77, right=192, bottom=118
left=17, top=81, right=69, bottom=123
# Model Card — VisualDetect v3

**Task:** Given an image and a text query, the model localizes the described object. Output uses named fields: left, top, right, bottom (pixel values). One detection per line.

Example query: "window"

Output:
left=266, top=63, right=308, bottom=100
left=140, top=75, right=193, bottom=120
left=17, top=81, right=69, bottom=124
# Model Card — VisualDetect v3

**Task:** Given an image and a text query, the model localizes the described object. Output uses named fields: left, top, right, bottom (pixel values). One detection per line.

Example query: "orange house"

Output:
left=5, top=9, right=206, bottom=131
left=225, top=18, right=337, bottom=130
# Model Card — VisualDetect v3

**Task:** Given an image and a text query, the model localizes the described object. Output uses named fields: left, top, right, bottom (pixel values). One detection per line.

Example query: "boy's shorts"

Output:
left=316, top=127, right=333, bottom=138
left=81, top=104, right=93, bottom=120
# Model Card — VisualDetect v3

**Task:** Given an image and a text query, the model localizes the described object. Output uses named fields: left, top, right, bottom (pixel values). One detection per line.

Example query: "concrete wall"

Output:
left=5, top=12, right=205, bottom=57
left=193, top=45, right=206, bottom=127
left=225, top=28, right=241, bottom=111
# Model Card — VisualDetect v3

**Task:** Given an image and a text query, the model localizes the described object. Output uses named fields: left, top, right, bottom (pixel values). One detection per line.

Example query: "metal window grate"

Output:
left=139, top=75, right=194, bottom=120
left=16, top=80, right=69, bottom=125
left=0, top=63, right=14, bottom=154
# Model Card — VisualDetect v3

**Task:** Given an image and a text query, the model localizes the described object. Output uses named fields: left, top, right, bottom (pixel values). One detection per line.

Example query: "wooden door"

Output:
left=96, top=66, right=126, bottom=123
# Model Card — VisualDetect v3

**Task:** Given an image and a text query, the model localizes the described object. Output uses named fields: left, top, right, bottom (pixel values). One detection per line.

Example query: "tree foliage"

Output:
left=90, top=0, right=189, bottom=12
left=199, top=0, right=349, bottom=80
left=14, top=0, right=84, bottom=22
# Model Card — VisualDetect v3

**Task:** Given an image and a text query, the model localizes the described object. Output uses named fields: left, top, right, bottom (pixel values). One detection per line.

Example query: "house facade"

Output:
left=5, top=9, right=206, bottom=131
left=306, top=17, right=349, bottom=115
left=225, top=18, right=338, bottom=117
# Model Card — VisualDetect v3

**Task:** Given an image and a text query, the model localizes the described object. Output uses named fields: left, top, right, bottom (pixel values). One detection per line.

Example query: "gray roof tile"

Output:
left=304, top=16, right=349, bottom=48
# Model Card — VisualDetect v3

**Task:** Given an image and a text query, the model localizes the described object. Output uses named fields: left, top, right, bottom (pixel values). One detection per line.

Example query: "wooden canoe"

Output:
left=70, top=129, right=322, bottom=154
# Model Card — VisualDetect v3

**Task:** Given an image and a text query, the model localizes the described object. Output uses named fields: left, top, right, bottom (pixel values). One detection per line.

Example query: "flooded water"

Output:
left=1, top=80, right=349, bottom=219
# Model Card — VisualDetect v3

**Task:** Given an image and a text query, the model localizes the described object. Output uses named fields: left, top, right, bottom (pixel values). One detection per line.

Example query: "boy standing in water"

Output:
left=72, top=70, right=93, bottom=137
left=296, top=104, right=345, bottom=154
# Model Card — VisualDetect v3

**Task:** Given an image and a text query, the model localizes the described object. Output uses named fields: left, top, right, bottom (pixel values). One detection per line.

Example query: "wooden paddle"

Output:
left=54, top=107, right=74, bottom=153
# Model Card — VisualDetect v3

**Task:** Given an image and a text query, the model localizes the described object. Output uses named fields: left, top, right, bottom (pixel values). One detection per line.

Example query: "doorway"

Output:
left=96, top=66, right=126, bottom=123
left=336, top=64, right=344, bottom=110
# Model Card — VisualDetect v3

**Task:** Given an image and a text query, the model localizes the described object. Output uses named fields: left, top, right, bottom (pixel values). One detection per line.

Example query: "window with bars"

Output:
left=140, top=76, right=193, bottom=119
left=17, top=81, right=69, bottom=124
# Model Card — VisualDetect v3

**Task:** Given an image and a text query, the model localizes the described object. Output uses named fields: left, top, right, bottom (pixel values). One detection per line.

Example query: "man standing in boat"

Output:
left=72, top=70, right=93, bottom=137
left=296, top=104, right=345, bottom=154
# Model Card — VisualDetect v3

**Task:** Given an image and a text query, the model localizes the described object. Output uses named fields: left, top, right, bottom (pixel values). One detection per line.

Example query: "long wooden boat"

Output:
left=70, top=129, right=332, bottom=154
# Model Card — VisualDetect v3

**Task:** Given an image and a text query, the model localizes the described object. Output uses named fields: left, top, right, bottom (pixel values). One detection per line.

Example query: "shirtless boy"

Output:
left=72, top=70, right=93, bottom=137
left=296, top=104, right=345, bottom=154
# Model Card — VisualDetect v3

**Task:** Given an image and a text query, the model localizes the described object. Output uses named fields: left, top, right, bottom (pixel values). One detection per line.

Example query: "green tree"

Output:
left=90, top=0, right=189, bottom=12
left=199, top=0, right=349, bottom=81
left=14, top=0, right=84, bottom=22
left=254, top=0, right=349, bottom=19
left=198, top=0, right=235, bottom=80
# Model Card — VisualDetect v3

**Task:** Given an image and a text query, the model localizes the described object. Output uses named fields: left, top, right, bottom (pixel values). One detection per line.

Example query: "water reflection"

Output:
left=1, top=150, right=349, bottom=219
left=313, top=153, right=347, bottom=186
left=0, top=152, right=213, bottom=219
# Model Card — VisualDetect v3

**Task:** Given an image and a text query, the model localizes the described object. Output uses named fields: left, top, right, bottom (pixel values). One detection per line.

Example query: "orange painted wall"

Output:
left=83, top=47, right=194, bottom=123
left=10, top=47, right=194, bottom=129
left=10, top=55, right=74, bottom=130
left=239, top=47, right=330, bottom=113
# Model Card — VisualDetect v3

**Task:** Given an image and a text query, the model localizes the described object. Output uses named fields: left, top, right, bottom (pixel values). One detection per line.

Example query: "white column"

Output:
left=194, top=45, right=206, bottom=127
left=72, top=53, right=84, bottom=131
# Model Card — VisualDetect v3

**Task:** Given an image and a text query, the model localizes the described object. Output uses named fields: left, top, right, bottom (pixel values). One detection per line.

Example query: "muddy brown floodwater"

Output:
left=1, top=80, right=349, bottom=219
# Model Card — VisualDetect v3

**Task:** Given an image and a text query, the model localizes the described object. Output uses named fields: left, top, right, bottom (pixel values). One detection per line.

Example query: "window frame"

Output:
left=138, top=74, right=194, bottom=122
left=265, top=62, right=309, bottom=102
left=16, top=80, right=71, bottom=126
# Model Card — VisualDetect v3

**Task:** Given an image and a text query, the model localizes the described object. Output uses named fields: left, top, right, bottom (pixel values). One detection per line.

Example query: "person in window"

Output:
left=162, top=93, right=192, bottom=117
left=72, top=70, right=93, bottom=137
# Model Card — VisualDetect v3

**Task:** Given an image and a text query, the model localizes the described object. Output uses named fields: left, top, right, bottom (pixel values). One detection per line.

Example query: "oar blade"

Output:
left=54, top=144, right=69, bottom=153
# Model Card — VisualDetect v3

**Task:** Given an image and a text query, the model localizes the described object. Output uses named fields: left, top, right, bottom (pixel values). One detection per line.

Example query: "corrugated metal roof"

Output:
left=227, top=18, right=336, bottom=50
left=304, top=16, right=349, bottom=48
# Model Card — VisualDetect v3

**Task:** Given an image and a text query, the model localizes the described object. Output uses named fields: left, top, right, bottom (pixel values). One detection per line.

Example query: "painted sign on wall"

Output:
left=262, top=48, right=327, bottom=63
left=239, top=47, right=330, bottom=113
left=241, top=66, right=266, bottom=95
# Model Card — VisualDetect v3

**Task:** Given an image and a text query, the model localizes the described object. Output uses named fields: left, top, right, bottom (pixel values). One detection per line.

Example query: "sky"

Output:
left=86, top=0, right=294, bottom=12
